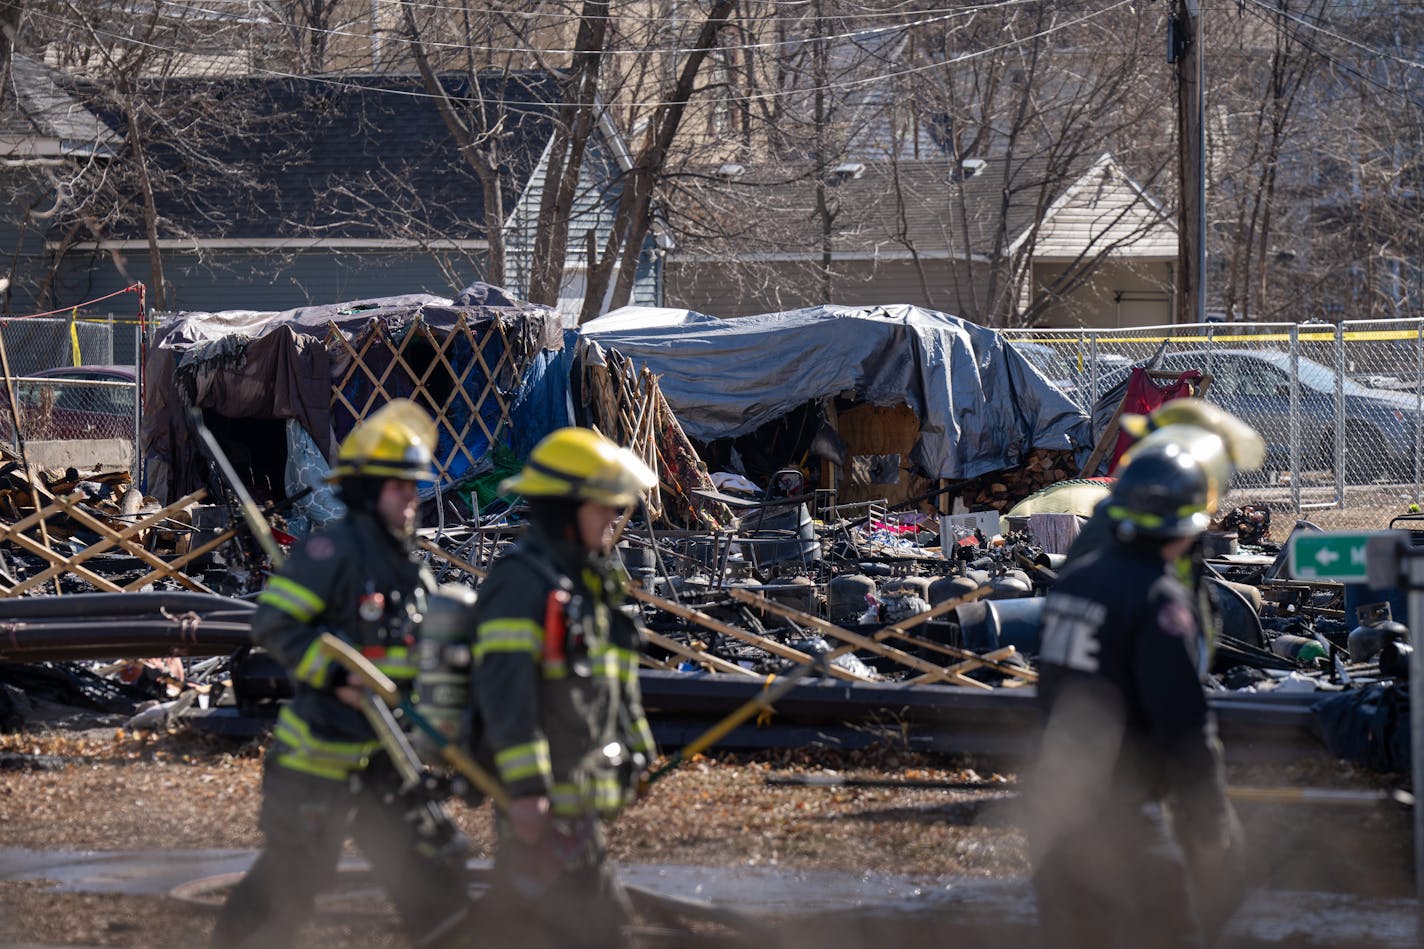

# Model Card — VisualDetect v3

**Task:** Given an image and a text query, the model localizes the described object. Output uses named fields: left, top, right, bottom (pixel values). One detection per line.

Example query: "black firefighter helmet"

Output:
left=1107, top=438, right=1212, bottom=542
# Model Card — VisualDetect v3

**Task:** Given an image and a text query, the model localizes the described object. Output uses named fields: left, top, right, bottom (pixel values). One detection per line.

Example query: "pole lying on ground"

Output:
left=317, top=632, right=510, bottom=812
left=189, top=408, right=285, bottom=567
left=644, top=651, right=833, bottom=786
left=644, top=585, right=999, bottom=785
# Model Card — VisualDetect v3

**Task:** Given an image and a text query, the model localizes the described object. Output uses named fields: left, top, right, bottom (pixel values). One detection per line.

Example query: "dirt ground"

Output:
left=0, top=724, right=1413, bottom=949
left=0, top=488, right=1416, bottom=947
left=0, top=727, right=1030, bottom=947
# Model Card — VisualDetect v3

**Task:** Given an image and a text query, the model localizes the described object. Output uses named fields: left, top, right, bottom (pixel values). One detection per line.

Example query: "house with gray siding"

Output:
left=4, top=67, right=658, bottom=319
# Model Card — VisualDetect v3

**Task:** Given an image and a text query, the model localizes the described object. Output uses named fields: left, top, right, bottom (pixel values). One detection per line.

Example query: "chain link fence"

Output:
left=0, top=317, right=143, bottom=475
left=1003, top=320, right=1424, bottom=517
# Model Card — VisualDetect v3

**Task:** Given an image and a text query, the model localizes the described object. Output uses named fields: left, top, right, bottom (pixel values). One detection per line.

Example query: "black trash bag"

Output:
left=1311, top=682, right=1411, bottom=773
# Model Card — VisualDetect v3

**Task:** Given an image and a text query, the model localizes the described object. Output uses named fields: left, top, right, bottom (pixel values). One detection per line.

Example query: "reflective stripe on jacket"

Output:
left=252, top=510, right=434, bottom=781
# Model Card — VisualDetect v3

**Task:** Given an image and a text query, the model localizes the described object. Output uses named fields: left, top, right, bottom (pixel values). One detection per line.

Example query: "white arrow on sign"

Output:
left=1315, top=547, right=1340, bottom=567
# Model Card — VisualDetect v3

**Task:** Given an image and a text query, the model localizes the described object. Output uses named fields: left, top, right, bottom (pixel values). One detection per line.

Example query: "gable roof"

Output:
left=0, top=54, right=115, bottom=155
left=72, top=70, right=566, bottom=243
left=668, top=152, right=1172, bottom=263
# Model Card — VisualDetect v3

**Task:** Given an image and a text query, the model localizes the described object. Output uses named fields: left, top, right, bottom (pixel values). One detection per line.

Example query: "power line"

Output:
left=154, top=0, right=1043, bottom=29
left=1236, top=0, right=1424, bottom=112
left=136, top=0, right=1052, bottom=59
left=27, top=0, right=1138, bottom=110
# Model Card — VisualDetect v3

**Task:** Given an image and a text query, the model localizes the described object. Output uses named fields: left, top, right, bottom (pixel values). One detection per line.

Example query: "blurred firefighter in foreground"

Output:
left=469, top=427, right=659, bottom=949
left=1067, top=398, right=1268, bottom=665
left=1030, top=436, right=1247, bottom=949
left=1067, top=397, right=1266, bottom=562
left=211, top=401, right=470, bottom=949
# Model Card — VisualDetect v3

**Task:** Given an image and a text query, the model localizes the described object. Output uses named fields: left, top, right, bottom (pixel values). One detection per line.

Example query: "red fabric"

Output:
left=1107, top=368, right=1203, bottom=473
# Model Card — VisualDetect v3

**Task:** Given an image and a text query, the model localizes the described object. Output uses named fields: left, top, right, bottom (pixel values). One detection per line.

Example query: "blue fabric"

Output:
left=508, top=334, right=575, bottom=458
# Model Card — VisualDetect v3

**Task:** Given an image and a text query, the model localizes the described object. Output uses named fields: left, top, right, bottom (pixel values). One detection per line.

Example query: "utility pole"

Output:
left=1171, top=0, right=1206, bottom=325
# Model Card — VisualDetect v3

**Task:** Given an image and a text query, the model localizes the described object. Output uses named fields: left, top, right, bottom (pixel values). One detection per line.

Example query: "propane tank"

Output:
left=413, top=583, right=478, bottom=758
left=929, top=575, right=981, bottom=606
left=828, top=574, right=877, bottom=623
left=1347, top=619, right=1409, bottom=664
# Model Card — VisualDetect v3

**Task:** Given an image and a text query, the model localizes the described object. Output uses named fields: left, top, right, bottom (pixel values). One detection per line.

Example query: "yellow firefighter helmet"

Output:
left=500, top=427, right=656, bottom=507
left=1121, top=423, right=1230, bottom=513
left=328, top=399, right=438, bottom=482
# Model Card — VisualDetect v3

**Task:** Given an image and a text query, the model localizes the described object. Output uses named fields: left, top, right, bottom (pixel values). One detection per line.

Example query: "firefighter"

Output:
left=470, top=427, right=658, bottom=949
left=1029, top=438, right=1245, bottom=949
left=211, top=400, right=470, bottom=949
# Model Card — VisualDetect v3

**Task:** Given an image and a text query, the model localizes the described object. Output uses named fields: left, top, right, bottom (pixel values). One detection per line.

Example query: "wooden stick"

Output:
left=729, top=587, right=993, bottom=690
left=905, top=640, right=1038, bottom=683
left=418, top=535, right=860, bottom=681
left=642, top=628, right=761, bottom=678
left=0, top=512, right=123, bottom=592
left=418, top=538, right=488, bottom=580
left=0, top=332, right=59, bottom=595
left=124, top=527, right=239, bottom=591
left=55, top=495, right=213, bottom=593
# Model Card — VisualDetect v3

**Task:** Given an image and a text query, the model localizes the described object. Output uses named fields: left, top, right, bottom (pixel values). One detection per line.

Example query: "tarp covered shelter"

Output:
left=144, top=284, right=569, bottom=503
left=578, top=304, right=1091, bottom=487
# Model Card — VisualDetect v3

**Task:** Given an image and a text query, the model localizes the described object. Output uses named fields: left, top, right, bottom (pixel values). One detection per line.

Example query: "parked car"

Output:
left=1153, top=349, right=1422, bottom=480
left=9, top=365, right=136, bottom=441
left=1009, top=342, right=1134, bottom=408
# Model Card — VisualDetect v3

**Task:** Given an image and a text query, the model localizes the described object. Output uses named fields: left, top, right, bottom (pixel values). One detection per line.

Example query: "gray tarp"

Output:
left=579, top=304, right=1091, bottom=481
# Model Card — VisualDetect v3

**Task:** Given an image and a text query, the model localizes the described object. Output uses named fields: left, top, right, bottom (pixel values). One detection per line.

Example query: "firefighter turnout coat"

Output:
left=472, top=526, right=656, bottom=820
left=253, top=509, right=434, bottom=781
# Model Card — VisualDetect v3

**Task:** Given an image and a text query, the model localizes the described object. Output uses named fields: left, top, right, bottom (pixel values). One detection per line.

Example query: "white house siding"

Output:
left=1023, top=163, right=1177, bottom=261
left=1031, top=259, right=1174, bottom=329
left=504, top=137, right=658, bottom=325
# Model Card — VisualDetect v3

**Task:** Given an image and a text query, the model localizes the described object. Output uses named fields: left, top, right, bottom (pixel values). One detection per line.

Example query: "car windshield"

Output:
left=1175, top=350, right=1380, bottom=397
left=1249, top=352, right=1378, bottom=397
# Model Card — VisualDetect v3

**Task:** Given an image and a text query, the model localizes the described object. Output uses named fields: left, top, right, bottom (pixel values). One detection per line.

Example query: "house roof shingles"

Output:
left=1, top=54, right=115, bottom=147
left=80, top=70, right=564, bottom=242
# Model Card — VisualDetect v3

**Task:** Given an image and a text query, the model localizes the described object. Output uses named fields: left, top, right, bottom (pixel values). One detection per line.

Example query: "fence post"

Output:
left=1289, top=324, right=1301, bottom=513
left=1334, top=321, right=1345, bottom=508
left=1087, top=331, right=1099, bottom=405
left=133, top=320, right=143, bottom=485
left=1416, top=321, right=1422, bottom=505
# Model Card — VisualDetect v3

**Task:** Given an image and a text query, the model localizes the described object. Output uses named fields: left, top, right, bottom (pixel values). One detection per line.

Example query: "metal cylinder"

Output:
left=827, top=574, right=876, bottom=623
left=955, top=598, right=1045, bottom=654
left=928, top=575, right=981, bottom=606
left=414, top=583, right=478, bottom=754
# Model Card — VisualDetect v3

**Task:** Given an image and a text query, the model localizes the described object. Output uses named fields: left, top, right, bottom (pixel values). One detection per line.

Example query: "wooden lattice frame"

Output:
left=325, top=313, right=531, bottom=484
left=0, top=488, right=214, bottom=596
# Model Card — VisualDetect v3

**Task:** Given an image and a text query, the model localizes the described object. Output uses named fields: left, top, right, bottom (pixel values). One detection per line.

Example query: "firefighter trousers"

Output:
left=209, top=756, right=469, bottom=949
left=473, top=817, right=633, bottom=949
left=1033, top=806, right=1208, bottom=949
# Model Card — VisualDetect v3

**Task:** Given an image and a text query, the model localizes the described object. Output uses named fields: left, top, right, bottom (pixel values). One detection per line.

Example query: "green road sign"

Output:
left=1288, top=531, right=1388, bottom=583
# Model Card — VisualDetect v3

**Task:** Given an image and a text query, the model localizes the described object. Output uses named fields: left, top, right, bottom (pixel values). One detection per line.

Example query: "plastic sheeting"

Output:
left=283, top=419, right=344, bottom=538
left=144, top=284, right=565, bottom=502
left=580, top=304, right=1091, bottom=481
